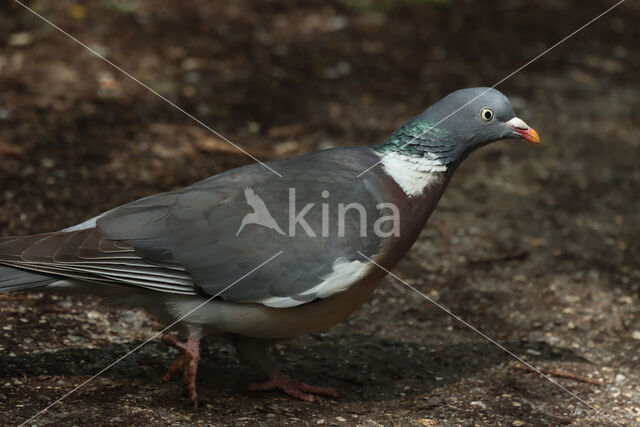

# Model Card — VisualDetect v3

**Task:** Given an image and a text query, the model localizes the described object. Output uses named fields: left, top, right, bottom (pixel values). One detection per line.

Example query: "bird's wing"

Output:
left=96, top=147, right=390, bottom=307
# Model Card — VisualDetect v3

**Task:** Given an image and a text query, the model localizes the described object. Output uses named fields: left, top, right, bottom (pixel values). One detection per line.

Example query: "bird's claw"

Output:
left=249, top=371, right=338, bottom=402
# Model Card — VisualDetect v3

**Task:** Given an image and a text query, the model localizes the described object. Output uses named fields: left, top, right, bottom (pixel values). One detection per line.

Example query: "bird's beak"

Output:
left=505, top=117, right=541, bottom=144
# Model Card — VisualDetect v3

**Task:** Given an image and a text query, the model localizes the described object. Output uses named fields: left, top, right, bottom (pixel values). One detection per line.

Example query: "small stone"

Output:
left=324, top=61, right=351, bottom=79
left=425, top=398, right=441, bottom=407
left=619, top=296, right=633, bottom=304
left=335, top=416, right=346, bottom=422
left=328, top=16, right=349, bottom=31
left=417, top=419, right=437, bottom=426
left=631, top=331, right=640, bottom=340
left=181, top=58, right=203, bottom=71
left=512, top=421, right=526, bottom=426
left=41, top=158, right=56, bottom=168
left=8, top=32, right=33, bottom=47
left=470, top=401, right=486, bottom=409
left=88, top=43, right=110, bottom=57
left=86, top=310, right=101, bottom=320
left=247, top=121, right=261, bottom=134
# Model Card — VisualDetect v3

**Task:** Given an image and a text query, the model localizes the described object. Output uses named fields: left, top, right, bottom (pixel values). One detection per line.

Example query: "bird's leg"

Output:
left=231, top=335, right=338, bottom=402
left=161, top=333, right=201, bottom=406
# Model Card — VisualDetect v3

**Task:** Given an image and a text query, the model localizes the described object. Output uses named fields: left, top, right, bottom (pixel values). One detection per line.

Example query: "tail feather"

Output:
left=0, top=265, right=56, bottom=292
left=0, top=230, right=195, bottom=295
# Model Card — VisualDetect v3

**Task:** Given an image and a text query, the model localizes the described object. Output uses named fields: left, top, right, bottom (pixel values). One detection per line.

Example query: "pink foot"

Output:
left=249, top=371, right=338, bottom=402
left=161, top=333, right=201, bottom=407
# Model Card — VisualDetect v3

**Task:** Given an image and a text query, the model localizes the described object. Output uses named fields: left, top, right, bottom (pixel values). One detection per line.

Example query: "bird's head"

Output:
left=379, top=87, right=540, bottom=169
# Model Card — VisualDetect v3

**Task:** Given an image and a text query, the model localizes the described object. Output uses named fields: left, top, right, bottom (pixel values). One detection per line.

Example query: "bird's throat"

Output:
left=378, top=151, right=448, bottom=197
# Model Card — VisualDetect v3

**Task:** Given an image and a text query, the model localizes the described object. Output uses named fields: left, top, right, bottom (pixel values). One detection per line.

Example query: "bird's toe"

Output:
left=249, top=372, right=338, bottom=402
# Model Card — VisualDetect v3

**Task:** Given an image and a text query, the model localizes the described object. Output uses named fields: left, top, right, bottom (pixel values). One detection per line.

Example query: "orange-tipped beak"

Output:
left=506, top=117, right=541, bottom=144
left=513, top=126, right=541, bottom=144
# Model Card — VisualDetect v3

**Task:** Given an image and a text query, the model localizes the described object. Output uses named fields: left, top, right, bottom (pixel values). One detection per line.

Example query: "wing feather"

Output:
left=0, top=229, right=197, bottom=295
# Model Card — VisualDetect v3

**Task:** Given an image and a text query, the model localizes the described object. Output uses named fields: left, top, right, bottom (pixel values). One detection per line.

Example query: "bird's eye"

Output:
left=480, top=107, right=494, bottom=122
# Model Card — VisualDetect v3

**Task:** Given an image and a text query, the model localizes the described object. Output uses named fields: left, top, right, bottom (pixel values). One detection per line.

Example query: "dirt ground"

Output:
left=1, top=0, right=639, bottom=425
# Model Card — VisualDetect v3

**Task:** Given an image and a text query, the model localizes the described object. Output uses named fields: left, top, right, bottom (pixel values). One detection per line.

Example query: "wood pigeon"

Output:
left=0, top=87, right=540, bottom=404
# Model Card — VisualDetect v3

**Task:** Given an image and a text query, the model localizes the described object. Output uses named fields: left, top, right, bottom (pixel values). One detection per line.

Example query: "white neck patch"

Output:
left=379, top=151, right=447, bottom=197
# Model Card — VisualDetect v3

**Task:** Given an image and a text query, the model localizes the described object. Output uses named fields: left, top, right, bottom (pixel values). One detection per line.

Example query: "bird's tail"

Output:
left=0, top=234, right=65, bottom=293
left=0, top=265, right=56, bottom=292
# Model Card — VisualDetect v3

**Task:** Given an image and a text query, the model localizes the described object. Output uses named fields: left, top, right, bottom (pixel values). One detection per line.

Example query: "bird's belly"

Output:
left=163, top=268, right=388, bottom=339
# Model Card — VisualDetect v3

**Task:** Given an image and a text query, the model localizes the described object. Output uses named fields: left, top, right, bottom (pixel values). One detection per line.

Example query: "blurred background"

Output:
left=1, top=0, right=639, bottom=425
